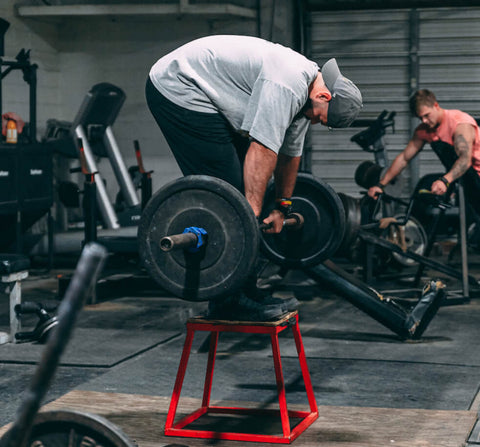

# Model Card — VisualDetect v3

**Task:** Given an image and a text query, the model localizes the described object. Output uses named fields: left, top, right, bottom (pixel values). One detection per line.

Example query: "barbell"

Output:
left=159, top=213, right=305, bottom=252
left=138, top=173, right=345, bottom=301
left=0, top=244, right=137, bottom=447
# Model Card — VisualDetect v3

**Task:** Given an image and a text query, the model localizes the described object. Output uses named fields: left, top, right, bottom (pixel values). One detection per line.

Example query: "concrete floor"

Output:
left=0, top=247, right=479, bottom=446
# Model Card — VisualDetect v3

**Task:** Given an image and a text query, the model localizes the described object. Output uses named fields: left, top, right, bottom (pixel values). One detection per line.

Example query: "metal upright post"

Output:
left=458, top=182, right=470, bottom=300
left=0, top=56, right=3, bottom=124
left=75, top=126, right=119, bottom=229
left=134, top=140, right=152, bottom=209
left=413, top=205, right=445, bottom=287
left=408, top=9, right=420, bottom=192
left=104, top=126, right=139, bottom=207
left=47, top=211, right=54, bottom=270
left=28, top=62, right=37, bottom=142
left=0, top=18, right=9, bottom=126
left=83, top=174, right=98, bottom=245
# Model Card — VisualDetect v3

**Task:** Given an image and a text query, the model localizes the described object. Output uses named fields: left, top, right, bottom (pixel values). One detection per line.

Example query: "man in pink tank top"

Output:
left=368, top=89, right=480, bottom=206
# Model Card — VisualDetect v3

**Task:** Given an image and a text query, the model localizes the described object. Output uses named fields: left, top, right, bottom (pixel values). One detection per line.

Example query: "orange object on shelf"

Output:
left=6, top=119, right=17, bottom=144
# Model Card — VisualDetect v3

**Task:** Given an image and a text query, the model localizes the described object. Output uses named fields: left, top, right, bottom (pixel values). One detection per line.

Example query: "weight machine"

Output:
left=348, top=112, right=479, bottom=302
left=357, top=189, right=476, bottom=303
left=45, top=82, right=145, bottom=231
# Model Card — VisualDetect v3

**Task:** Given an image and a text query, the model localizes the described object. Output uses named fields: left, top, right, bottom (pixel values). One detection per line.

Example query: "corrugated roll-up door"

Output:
left=308, top=7, right=480, bottom=196
left=417, top=8, right=480, bottom=179
left=308, top=9, right=412, bottom=196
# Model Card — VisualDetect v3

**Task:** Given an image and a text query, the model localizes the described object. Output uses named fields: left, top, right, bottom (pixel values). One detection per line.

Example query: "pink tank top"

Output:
left=416, top=109, right=480, bottom=174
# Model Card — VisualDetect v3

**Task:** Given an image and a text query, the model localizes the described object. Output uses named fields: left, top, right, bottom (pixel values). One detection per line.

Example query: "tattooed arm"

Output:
left=449, top=124, right=475, bottom=180
left=430, top=123, right=475, bottom=195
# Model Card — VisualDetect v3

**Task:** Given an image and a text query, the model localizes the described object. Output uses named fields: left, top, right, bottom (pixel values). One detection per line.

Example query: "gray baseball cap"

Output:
left=321, top=58, right=363, bottom=128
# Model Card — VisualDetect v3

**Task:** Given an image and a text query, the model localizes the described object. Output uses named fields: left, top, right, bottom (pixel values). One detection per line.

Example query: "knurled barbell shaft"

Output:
left=160, top=212, right=304, bottom=252
left=259, top=212, right=304, bottom=231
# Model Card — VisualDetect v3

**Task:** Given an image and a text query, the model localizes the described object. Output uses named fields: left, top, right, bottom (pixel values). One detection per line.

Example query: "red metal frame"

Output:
left=164, top=312, right=318, bottom=443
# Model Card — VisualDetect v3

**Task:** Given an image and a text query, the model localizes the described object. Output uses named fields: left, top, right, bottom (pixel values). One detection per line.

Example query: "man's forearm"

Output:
left=243, top=141, right=278, bottom=217
left=445, top=134, right=472, bottom=183
left=381, top=153, right=409, bottom=185
left=380, top=136, right=424, bottom=186
left=274, top=154, right=301, bottom=199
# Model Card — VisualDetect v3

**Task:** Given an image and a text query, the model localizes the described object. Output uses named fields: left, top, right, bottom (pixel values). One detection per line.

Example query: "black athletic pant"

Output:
left=431, top=141, right=480, bottom=218
left=145, top=77, right=249, bottom=192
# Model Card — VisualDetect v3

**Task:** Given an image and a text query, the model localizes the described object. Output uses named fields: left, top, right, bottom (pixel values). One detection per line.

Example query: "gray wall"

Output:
left=2, top=0, right=295, bottom=199
left=1, top=1, right=61, bottom=132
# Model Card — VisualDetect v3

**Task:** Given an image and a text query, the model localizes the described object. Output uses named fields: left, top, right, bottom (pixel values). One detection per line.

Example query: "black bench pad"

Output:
left=0, top=255, right=30, bottom=275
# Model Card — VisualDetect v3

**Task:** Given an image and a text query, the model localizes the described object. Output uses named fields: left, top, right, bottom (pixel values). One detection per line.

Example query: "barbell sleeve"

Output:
left=160, top=232, right=198, bottom=252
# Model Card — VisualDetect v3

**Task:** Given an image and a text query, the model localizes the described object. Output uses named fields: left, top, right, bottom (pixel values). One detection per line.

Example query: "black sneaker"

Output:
left=207, top=293, right=286, bottom=321
left=244, top=285, right=299, bottom=312
left=256, top=273, right=284, bottom=290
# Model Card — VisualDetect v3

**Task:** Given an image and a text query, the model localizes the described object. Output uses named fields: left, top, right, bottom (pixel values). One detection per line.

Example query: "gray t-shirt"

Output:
left=149, top=35, right=318, bottom=156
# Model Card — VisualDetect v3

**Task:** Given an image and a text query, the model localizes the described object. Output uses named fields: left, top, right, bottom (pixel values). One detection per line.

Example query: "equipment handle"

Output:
left=1, top=243, right=108, bottom=447
left=14, top=302, right=58, bottom=315
left=134, top=140, right=147, bottom=174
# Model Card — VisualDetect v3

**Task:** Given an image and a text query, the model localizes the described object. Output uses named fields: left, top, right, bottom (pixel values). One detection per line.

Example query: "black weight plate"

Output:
left=354, top=160, right=382, bottom=189
left=18, top=410, right=136, bottom=447
left=260, top=173, right=345, bottom=268
left=337, top=193, right=362, bottom=256
left=138, top=175, right=258, bottom=301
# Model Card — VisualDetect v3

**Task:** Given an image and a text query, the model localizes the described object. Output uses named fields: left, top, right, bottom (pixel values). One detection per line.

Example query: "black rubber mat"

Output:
left=0, top=329, right=180, bottom=367
left=75, top=329, right=480, bottom=411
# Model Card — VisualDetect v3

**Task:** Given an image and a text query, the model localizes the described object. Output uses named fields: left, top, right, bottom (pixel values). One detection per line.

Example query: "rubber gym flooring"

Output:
left=0, top=248, right=479, bottom=446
